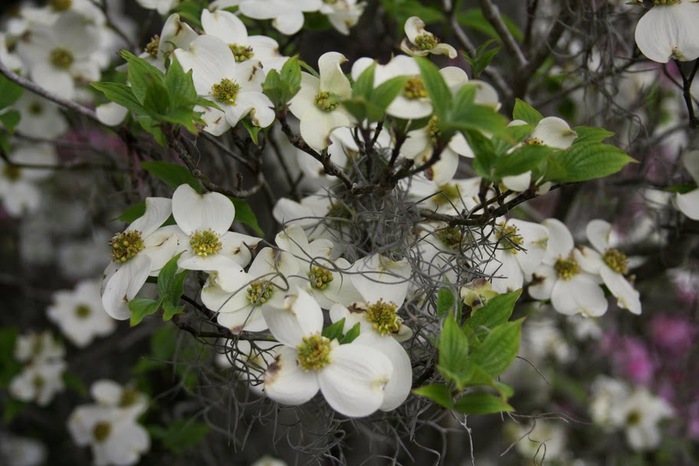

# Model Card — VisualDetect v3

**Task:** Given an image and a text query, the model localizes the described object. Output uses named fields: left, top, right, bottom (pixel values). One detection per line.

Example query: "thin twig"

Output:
left=479, top=0, right=528, bottom=69
left=0, top=59, right=101, bottom=124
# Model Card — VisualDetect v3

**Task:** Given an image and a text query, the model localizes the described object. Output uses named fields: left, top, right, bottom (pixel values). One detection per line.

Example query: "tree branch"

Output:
left=479, top=0, right=528, bottom=69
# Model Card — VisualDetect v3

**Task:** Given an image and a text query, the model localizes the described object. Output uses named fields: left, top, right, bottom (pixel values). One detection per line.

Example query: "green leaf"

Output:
left=0, top=74, right=24, bottom=108
left=415, top=57, right=450, bottom=119
left=436, top=288, right=456, bottom=318
left=453, top=391, right=514, bottom=415
left=150, top=420, right=209, bottom=454
left=381, top=0, right=444, bottom=25
left=162, top=301, right=185, bottom=321
left=242, top=118, right=261, bottom=145
left=339, top=322, right=361, bottom=344
left=264, top=56, right=302, bottom=108
left=493, top=144, right=550, bottom=178
left=143, top=78, right=170, bottom=114
left=230, top=197, right=264, bottom=236
left=173, top=1, right=204, bottom=27
left=157, top=253, right=188, bottom=322
left=413, top=383, right=453, bottom=408
left=464, top=130, right=498, bottom=179
left=3, top=398, right=26, bottom=423
left=0, top=327, right=20, bottom=387
left=447, top=101, right=507, bottom=137
left=464, top=289, right=521, bottom=337
left=62, top=372, right=88, bottom=396
left=91, top=82, right=146, bottom=115
left=0, top=109, right=21, bottom=132
left=129, top=297, right=162, bottom=326
left=352, top=62, right=376, bottom=99
left=512, top=98, right=543, bottom=125
left=372, top=75, right=409, bottom=112
left=141, top=161, right=203, bottom=192
left=121, top=50, right=166, bottom=104
left=553, top=136, right=636, bottom=183
left=462, top=40, right=500, bottom=79
left=471, top=319, right=523, bottom=376
left=437, top=318, right=470, bottom=382
left=322, top=318, right=346, bottom=342
left=165, top=57, right=198, bottom=104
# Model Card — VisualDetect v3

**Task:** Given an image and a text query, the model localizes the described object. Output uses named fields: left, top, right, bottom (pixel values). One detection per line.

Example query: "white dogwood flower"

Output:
left=675, top=150, right=699, bottom=219
left=575, top=220, right=641, bottom=315
left=238, top=0, right=322, bottom=35
left=172, top=184, right=260, bottom=273
left=400, top=16, right=457, bottom=58
left=262, top=289, right=394, bottom=417
left=0, top=143, right=57, bottom=217
left=319, top=0, right=365, bottom=35
left=528, top=218, right=608, bottom=317
left=289, top=52, right=355, bottom=152
left=634, top=0, right=699, bottom=63
left=174, top=35, right=274, bottom=135
left=101, top=198, right=181, bottom=320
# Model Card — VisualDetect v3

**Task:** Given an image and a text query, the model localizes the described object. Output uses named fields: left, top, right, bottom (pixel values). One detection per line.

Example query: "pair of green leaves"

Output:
left=129, top=253, right=189, bottom=326
left=92, top=51, right=212, bottom=145
left=321, top=318, right=361, bottom=345
left=263, top=56, right=302, bottom=110
left=342, top=63, right=409, bottom=123
left=414, top=289, right=522, bottom=415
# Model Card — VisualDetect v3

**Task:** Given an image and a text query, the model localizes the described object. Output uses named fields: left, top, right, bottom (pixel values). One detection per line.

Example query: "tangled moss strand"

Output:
left=366, top=301, right=402, bottom=335
left=496, top=222, right=524, bottom=253
left=296, top=334, right=332, bottom=371
left=110, top=231, right=145, bottom=263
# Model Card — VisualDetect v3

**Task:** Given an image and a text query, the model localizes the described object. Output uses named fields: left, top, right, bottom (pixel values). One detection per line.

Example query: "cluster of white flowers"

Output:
left=9, top=331, right=66, bottom=406
left=590, top=376, right=674, bottom=451
left=68, top=380, right=150, bottom=466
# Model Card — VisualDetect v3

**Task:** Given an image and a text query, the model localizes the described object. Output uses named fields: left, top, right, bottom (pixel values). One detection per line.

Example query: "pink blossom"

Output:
left=650, top=315, right=697, bottom=357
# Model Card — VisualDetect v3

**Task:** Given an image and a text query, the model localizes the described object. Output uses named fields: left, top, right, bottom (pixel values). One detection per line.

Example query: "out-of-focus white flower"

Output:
left=262, top=289, right=394, bottom=417
left=136, top=0, right=180, bottom=15
left=634, top=0, right=699, bottom=63
left=506, top=419, right=568, bottom=463
left=14, top=331, right=65, bottom=364
left=400, top=16, right=457, bottom=58
left=319, top=0, right=365, bottom=35
left=9, top=360, right=66, bottom=406
left=251, top=455, right=288, bottom=466
left=0, top=143, right=57, bottom=217
left=528, top=219, right=608, bottom=317
left=15, top=12, right=103, bottom=99
left=0, top=433, right=46, bottom=466
left=90, top=379, right=149, bottom=418
left=675, top=150, right=699, bottom=220
left=575, top=220, right=641, bottom=315
left=521, top=318, right=573, bottom=364
left=14, top=93, right=68, bottom=138
left=238, top=0, right=322, bottom=35
left=47, top=279, right=117, bottom=348
left=289, top=52, right=354, bottom=152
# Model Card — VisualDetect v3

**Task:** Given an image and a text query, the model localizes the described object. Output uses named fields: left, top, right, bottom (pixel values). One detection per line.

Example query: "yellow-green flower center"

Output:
left=28, top=102, right=43, bottom=115
left=296, top=333, right=332, bottom=371
left=50, top=0, right=72, bottom=11
left=32, top=374, right=45, bottom=390
left=366, top=300, right=402, bottom=336
left=308, top=266, right=333, bottom=290
left=403, top=77, right=427, bottom=100
left=119, top=387, right=139, bottom=407
left=145, top=35, right=160, bottom=57
left=428, top=115, right=441, bottom=142
left=437, top=227, right=463, bottom=249
left=212, top=78, right=241, bottom=105
left=525, top=136, right=544, bottom=146
left=110, top=231, right=145, bottom=263
left=496, top=222, right=524, bottom=254
left=229, top=43, right=254, bottom=62
left=50, top=48, right=74, bottom=69
left=314, top=91, right=339, bottom=112
left=3, top=164, right=21, bottom=181
left=434, top=183, right=461, bottom=206
left=246, top=280, right=274, bottom=304
left=626, top=410, right=642, bottom=426
left=603, top=248, right=629, bottom=275
left=414, top=33, right=438, bottom=51
left=92, top=421, right=112, bottom=443
left=554, top=257, right=580, bottom=280
left=74, top=304, right=91, bottom=319
left=190, top=229, right=222, bottom=257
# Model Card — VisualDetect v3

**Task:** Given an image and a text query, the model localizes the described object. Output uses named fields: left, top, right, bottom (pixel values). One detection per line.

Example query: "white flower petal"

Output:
left=264, top=347, right=320, bottom=405
left=676, top=189, right=699, bottom=220
left=101, top=254, right=151, bottom=320
left=172, top=184, right=235, bottom=235
left=128, top=197, right=172, bottom=236
left=551, top=276, right=608, bottom=317
left=542, top=218, right=574, bottom=263
left=586, top=219, right=612, bottom=254
left=318, top=343, right=393, bottom=417
left=263, top=289, right=324, bottom=346
left=600, top=267, right=641, bottom=315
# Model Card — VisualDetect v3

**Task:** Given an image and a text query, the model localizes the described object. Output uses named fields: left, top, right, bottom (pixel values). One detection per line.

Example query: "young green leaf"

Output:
left=453, top=391, right=514, bottom=415
left=436, top=288, right=456, bottom=318
left=150, top=420, right=209, bottom=454
left=0, top=75, right=24, bottom=109
left=512, top=98, right=544, bottom=125
left=470, top=319, right=523, bottom=376
left=415, top=57, right=450, bottom=120
left=229, top=197, right=264, bottom=236
left=322, top=318, right=346, bottom=341
left=464, top=289, right=521, bottom=337
left=129, top=297, right=162, bottom=327
left=413, top=383, right=454, bottom=408
left=121, top=50, right=166, bottom=104
left=438, top=318, right=470, bottom=381
left=141, top=161, right=203, bottom=192
left=340, top=322, right=361, bottom=344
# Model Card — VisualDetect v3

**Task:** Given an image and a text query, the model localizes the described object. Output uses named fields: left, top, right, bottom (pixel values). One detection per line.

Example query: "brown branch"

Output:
left=479, top=0, right=528, bottom=69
